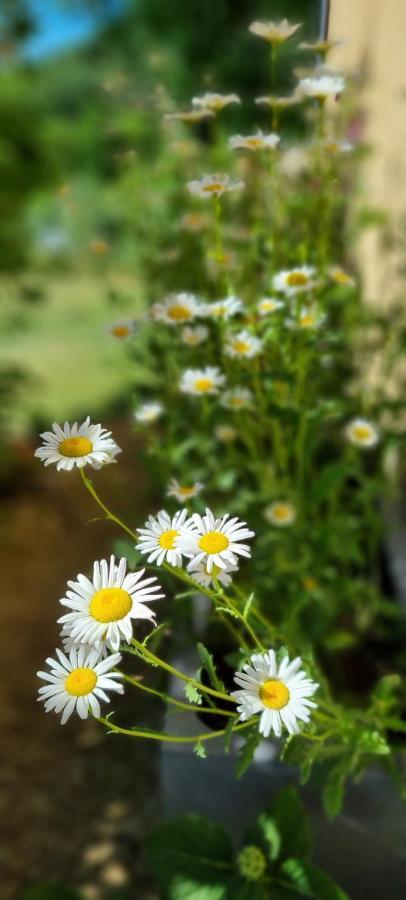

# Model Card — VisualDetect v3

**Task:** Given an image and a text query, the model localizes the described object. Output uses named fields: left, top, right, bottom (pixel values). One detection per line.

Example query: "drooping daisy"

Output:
left=299, top=39, right=342, bottom=55
left=192, top=92, right=241, bottom=112
left=134, top=402, right=163, bottom=424
left=108, top=320, right=135, bottom=340
left=273, top=266, right=315, bottom=297
left=164, top=108, right=214, bottom=123
left=58, top=556, right=163, bottom=651
left=34, top=418, right=121, bottom=472
left=265, top=501, right=296, bottom=527
left=204, top=296, right=243, bottom=320
left=298, top=73, right=346, bottom=100
left=37, top=646, right=124, bottom=724
left=188, top=558, right=238, bottom=588
left=345, top=418, right=379, bottom=449
left=166, top=479, right=204, bottom=504
left=224, top=330, right=263, bottom=360
left=179, top=366, right=226, bottom=396
left=215, top=424, right=237, bottom=443
left=187, top=174, right=244, bottom=200
left=151, top=292, right=203, bottom=325
left=257, top=297, right=284, bottom=316
left=249, top=19, right=301, bottom=44
left=181, top=325, right=209, bottom=347
left=229, top=132, right=280, bottom=152
left=178, top=507, right=255, bottom=573
left=220, top=387, right=253, bottom=411
left=231, top=650, right=318, bottom=738
left=255, top=94, right=301, bottom=110
left=137, top=509, right=196, bottom=567
left=329, top=266, right=355, bottom=287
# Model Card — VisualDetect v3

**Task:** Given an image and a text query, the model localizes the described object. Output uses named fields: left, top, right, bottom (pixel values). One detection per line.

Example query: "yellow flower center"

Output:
left=286, top=271, right=309, bottom=287
left=195, top=378, right=214, bottom=392
left=203, top=182, right=223, bottom=193
left=90, top=587, right=132, bottom=623
left=168, top=305, right=191, bottom=321
left=230, top=397, right=244, bottom=408
left=199, top=531, right=229, bottom=554
left=260, top=679, right=290, bottom=709
left=232, top=340, right=250, bottom=354
left=354, top=425, right=372, bottom=441
left=333, top=270, right=350, bottom=284
left=178, top=486, right=195, bottom=496
left=111, top=325, right=130, bottom=338
left=303, top=576, right=317, bottom=591
left=300, top=314, right=315, bottom=328
left=273, top=505, right=290, bottom=520
left=159, top=529, right=179, bottom=550
left=246, top=138, right=263, bottom=148
left=261, top=301, right=276, bottom=312
left=65, top=667, right=97, bottom=697
left=59, top=436, right=93, bottom=458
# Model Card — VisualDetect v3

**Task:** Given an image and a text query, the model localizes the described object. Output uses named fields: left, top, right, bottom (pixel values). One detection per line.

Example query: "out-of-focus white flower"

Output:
left=265, top=501, right=296, bottom=527
left=257, top=297, right=285, bottom=316
left=345, top=418, right=379, bottom=448
left=329, top=266, right=355, bottom=287
left=220, top=387, right=253, bottom=410
left=298, top=73, right=346, bottom=100
left=204, top=296, right=243, bottom=320
left=164, top=108, right=214, bottom=123
left=108, top=320, right=136, bottom=340
left=187, top=174, right=245, bottom=199
left=224, top=330, right=263, bottom=359
left=151, top=292, right=203, bottom=325
left=166, top=479, right=204, bottom=504
left=273, top=266, right=316, bottom=296
left=249, top=19, right=301, bottom=44
left=297, top=306, right=325, bottom=329
left=134, top=402, right=163, bottom=424
left=229, top=132, right=280, bottom=152
left=192, top=92, right=240, bottom=112
left=179, top=366, right=226, bottom=396
left=255, top=94, right=301, bottom=110
left=215, top=425, right=237, bottom=443
left=181, top=325, right=209, bottom=346
left=231, top=650, right=318, bottom=738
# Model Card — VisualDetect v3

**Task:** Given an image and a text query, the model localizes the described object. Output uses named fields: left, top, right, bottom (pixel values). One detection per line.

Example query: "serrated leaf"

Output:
left=185, top=682, right=203, bottom=705
left=217, top=607, right=240, bottom=619
left=147, top=814, right=233, bottom=898
left=282, top=859, right=349, bottom=900
left=194, top=740, right=207, bottom=758
left=356, top=729, right=390, bottom=756
left=272, top=787, right=311, bottom=860
left=236, top=728, right=261, bottom=778
left=255, top=813, right=281, bottom=861
left=242, top=592, right=255, bottom=620
left=322, top=766, right=345, bottom=820
left=197, top=643, right=226, bottom=692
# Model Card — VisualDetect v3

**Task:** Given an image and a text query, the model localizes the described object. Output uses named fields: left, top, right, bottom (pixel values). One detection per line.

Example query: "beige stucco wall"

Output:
left=330, top=0, right=406, bottom=307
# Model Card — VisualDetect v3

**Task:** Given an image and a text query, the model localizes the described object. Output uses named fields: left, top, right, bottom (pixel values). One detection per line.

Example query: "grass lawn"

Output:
left=1, top=273, right=141, bottom=436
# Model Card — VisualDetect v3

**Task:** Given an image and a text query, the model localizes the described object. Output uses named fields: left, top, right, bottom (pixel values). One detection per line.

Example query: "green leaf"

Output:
left=235, top=728, right=261, bottom=778
left=255, top=813, right=281, bottom=861
left=242, top=593, right=255, bottom=620
left=147, top=815, right=233, bottom=898
left=185, top=682, right=203, bottom=705
left=322, top=766, right=345, bottom=820
left=223, top=716, right=235, bottom=754
left=225, top=878, right=268, bottom=900
left=281, top=859, right=349, bottom=900
left=194, top=740, right=207, bottom=758
left=281, top=736, right=318, bottom=785
left=197, top=642, right=226, bottom=692
left=271, top=787, right=311, bottom=860
left=355, top=729, right=390, bottom=756
left=216, top=606, right=240, bottom=619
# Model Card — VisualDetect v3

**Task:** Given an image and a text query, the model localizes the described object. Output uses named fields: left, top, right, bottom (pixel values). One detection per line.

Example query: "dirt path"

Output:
left=0, top=422, right=160, bottom=899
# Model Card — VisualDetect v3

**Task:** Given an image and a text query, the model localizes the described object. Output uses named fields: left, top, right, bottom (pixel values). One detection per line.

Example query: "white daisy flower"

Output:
left=192, top=92, right=241, bottom=112
left=224, top=330, right=263, bottom=360
left=181, top=324, right=209, bottom=346
left=329, top=266, right=355, bottom=287
left=297, top=306, right=325, bottom=329
left=60, top=624, right=108, bottom=659
left=322, top=139, right=353, bottom=154
left=298, top=73, right=346, bottom=100
left=108, top=320, right=135, bottom=340
left=134, top=402, right=163, bottom=424
left=249, top=19, right=301, bottom=44
left=187, top=174, right=245, bottom=200
left=231, top=650, right=318, bottom=738
left=273, top=266, right=316, bottom=297
left=58, top=556, right=163, bottom=652
left=137, top=508, right=196, bottom=567
left=255, top=94, right=301, bottom=110
left=265, top=501, right=296, bottom=527
left=215, top=424, right=237, bottom=443
left=37, top=646, right=124, bottom=725
left=34, top=418, right=121, bottom=472
left=220, top=387, right=253, bottom=410
left=204, top=296, right=243, bottom=320
left=166, top=479, right=204, bottom=504
left=229, top=132, right=280, bottom=152
left=257, top=297, right=285, bottom=316
left=345, top=418, right=379, bottom=449
left=151, top=292, right=203, bottom=325
left=179, top=366, right=226, bottom=396
left=179, top=507, right=255, bottom=573
left=188, top=558, right=238, bottom=588
left=164, top=108, right=214, bottom=123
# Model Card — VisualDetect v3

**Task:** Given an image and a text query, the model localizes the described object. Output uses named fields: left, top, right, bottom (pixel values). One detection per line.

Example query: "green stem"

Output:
left=97, top=715, right=251, bottom=743
left=80, top=468, right=137, bottom=540
left=130, top=637, right=236, bottom=704
left=122, top=672, right=235, bottom=716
